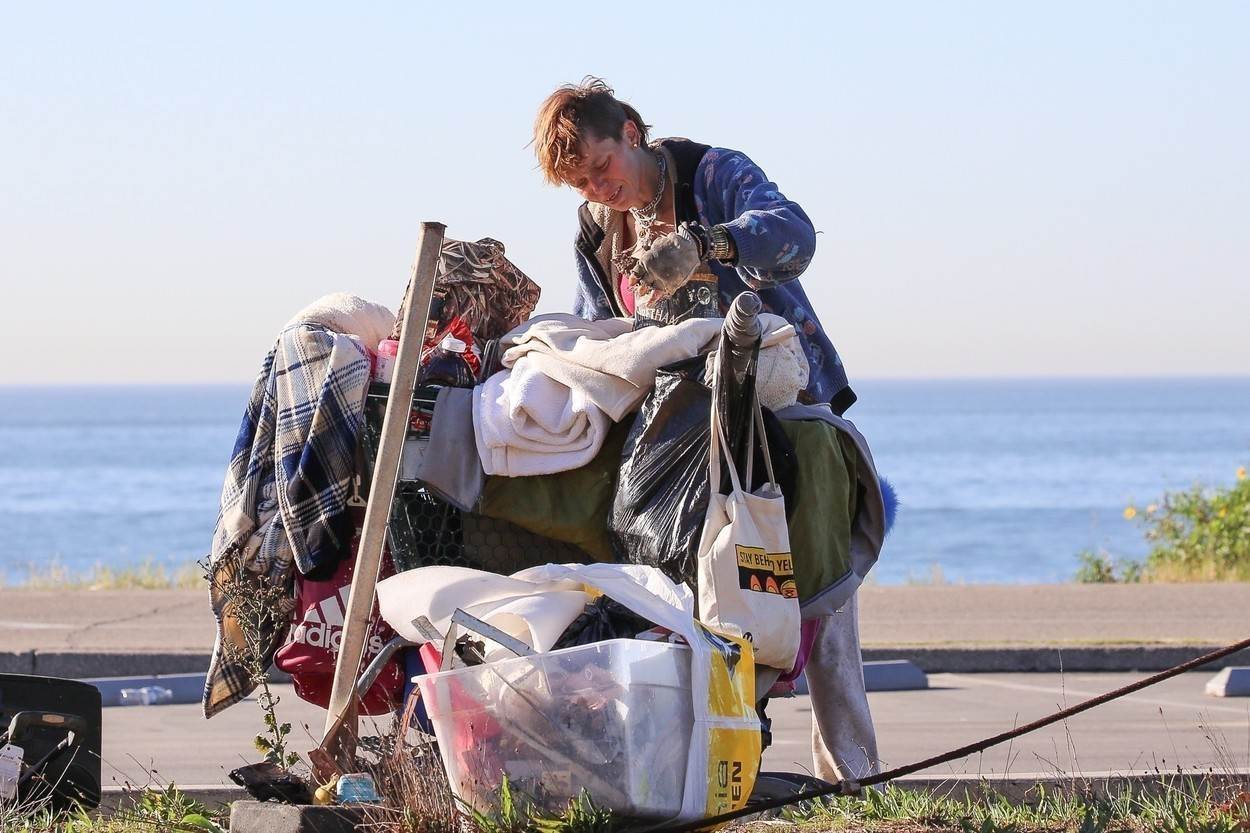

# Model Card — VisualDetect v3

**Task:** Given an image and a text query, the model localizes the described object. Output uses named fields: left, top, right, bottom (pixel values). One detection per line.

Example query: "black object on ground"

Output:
left=745, top=771, right=835, bottom=819
left=0, top=674, right=101, bottom=811
left=229, top=762, right=314, bottom=805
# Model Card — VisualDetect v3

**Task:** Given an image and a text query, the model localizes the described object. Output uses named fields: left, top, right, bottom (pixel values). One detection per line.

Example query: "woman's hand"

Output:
left=630, top=226, right=702, bottom=300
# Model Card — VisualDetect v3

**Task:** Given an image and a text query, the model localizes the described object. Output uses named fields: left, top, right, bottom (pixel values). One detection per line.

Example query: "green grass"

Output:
left=4, top=772, right=1247, bottom=833
left=0, top=784, right=225, bottom=832
left=773, top=779, right=1250, bottom=833
left=403, top=774, right=1250, bottom=833
left=0, top=558, right=204, bottom=590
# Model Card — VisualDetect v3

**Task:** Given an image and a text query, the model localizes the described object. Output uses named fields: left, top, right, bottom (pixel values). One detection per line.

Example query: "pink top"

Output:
left=618, top=270, right=637, bottom=315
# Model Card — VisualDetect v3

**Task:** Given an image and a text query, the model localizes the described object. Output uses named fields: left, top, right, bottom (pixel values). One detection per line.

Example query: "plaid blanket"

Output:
left=203, top=322, right=373, bottom=718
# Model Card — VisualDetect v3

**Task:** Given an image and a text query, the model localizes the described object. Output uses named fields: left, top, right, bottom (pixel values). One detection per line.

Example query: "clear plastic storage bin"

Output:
left=417, top=638, right=694, bottom=821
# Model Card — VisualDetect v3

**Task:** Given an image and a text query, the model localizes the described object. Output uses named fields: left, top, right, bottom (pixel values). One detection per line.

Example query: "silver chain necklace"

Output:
left=629, top=150, right=667, bottom=247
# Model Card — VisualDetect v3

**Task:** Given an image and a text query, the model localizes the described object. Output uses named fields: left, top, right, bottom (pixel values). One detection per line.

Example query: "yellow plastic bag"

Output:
left=697, top=624, right=761, bottom=817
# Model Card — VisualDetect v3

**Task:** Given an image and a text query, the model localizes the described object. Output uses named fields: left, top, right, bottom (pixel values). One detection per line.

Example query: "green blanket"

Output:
left=779, top=419, right=858, bottom=603
left=477, top=421, right=630, bottom=562
left=478, top=418, right=858, bottom=603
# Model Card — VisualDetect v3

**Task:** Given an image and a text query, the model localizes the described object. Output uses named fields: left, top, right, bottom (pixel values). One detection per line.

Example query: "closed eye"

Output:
left=569, top=156, right=609, bottom=191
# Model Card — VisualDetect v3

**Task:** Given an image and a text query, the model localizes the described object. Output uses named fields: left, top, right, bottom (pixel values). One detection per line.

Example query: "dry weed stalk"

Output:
left=356, top=692, right=462, bottom=833
left=202, top=552, right=300, bottom=768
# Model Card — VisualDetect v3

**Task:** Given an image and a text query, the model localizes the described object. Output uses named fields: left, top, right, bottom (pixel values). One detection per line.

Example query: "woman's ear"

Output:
left=623, top=119, right=639, bottom=148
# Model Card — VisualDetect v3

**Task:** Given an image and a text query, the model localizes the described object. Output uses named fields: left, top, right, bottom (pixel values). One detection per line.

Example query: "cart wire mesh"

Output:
left=361, top=384, right=586, bottom=575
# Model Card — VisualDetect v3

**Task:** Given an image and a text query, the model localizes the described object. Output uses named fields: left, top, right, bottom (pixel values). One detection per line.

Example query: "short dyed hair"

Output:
left=532, top=77, right=650, bottom=186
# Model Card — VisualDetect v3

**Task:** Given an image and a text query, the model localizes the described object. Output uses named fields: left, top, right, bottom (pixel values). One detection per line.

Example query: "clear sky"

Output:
left=3, top=2, right=1247, bottom=384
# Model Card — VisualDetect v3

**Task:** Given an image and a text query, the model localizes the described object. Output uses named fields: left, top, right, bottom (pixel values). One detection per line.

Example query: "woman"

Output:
left=532, top=79, right=878, bottom=781
left=532, top=77, right=855, bottom=413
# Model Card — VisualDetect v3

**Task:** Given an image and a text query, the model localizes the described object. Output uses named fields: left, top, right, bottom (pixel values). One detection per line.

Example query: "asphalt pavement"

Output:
left=95, top=672, right=1249, bottom=791
left=5, top=582, right=1247, bottom=798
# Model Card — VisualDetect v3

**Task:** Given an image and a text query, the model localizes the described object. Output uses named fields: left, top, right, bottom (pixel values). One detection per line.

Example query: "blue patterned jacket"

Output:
left=573, top=139, right=853, bottom=410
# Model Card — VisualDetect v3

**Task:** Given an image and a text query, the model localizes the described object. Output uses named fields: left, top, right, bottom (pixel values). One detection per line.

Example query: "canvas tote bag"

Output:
left=696, top=391, right=800, bottom=670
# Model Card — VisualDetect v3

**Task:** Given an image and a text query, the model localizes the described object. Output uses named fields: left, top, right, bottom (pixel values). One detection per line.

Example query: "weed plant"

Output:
left=463, top=776, right=618, bottom=833
left=0, top=783, right=225, bottom=833
left=355, top=699, right=460, bottom=833
left=202, top=552, right=299, bottom=768
left=1076, top=466, right=1249, bottom=583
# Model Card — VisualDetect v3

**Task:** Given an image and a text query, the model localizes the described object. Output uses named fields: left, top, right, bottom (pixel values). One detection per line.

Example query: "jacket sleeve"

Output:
left=702, top=149, right=816, bottom=287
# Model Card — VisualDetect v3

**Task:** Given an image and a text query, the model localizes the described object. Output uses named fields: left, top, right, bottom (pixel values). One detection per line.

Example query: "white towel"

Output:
left=284, top=292, right=395, bottom=352
left=472, top=359, right=610, bottom=477
left=500, top=313, right=793, bottom=421
left=476, top=312, right=802, bottom=477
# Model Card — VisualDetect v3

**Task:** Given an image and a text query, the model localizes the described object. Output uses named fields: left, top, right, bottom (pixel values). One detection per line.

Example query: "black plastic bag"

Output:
left=551, top=596, right=659, bottom=650
left=608, top=358, right=797, bottom=590
left=608, top=360, right=711, bottom=587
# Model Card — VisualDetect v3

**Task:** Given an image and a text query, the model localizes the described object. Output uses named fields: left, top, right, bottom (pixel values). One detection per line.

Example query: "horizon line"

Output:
left=2, top=373, right=1248, bottom=389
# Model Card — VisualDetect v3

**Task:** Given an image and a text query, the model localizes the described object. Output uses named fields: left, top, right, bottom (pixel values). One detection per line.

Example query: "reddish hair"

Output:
left=532, top=77, right=650, bottom=185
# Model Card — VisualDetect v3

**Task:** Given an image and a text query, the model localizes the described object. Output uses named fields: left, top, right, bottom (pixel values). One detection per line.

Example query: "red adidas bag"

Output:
left=275, top=509, right=403, bottom=715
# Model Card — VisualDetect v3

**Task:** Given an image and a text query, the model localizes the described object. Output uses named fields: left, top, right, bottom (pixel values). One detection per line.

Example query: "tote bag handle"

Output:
left=743, top=393, right=778, bottom=490
left=708, top=391, right=745, bottom=498
left=709, top=381, right=777, bottom=496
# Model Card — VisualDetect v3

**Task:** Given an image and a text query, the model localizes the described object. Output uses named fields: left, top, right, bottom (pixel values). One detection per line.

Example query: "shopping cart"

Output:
left=321, top=225, right=826, bottom=820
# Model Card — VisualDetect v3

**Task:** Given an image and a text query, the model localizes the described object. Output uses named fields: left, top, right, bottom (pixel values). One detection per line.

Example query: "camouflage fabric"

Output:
left=392, top=237, right=541, bottom=342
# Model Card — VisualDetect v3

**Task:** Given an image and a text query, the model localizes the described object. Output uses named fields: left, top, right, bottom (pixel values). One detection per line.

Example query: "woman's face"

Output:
left=565, top=121, right=652, bottom=211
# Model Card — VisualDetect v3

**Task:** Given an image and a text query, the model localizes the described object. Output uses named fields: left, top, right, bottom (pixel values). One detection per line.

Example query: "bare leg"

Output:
left=807, top=593, right=878, bottom=780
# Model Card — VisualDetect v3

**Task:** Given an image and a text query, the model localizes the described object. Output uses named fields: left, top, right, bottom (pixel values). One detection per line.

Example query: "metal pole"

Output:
left=320, top=221, right=446, bottom=744
left=724, top=291, right=762, bottom=350
left=720, top=291, right=763, bottom=479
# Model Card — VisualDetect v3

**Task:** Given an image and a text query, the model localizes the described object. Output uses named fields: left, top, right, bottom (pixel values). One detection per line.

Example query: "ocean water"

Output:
left=851, top=378, right=1250, bottom=582
left=0, top=379, right=1247, bottom=585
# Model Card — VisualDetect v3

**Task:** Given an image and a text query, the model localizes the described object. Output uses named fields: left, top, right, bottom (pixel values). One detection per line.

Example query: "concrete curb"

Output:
left=100, top=785, right=246, bottom=813
left=230, top=800, right=363, bottom=833
left=793, top=659, right=929, bottom=695
left=5, top=645, right=1248, bottom=680
left=863, top=659, right=930, bottom=691
left=0, top=650, right=292, bottom=682
left=1206, top=666, right=1250, bottom=697
left=890, top=769, right=1250, bottom=804
left=0, top=651, right=213, bottom=678
left=861, top=645, right=1250, bottom=673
